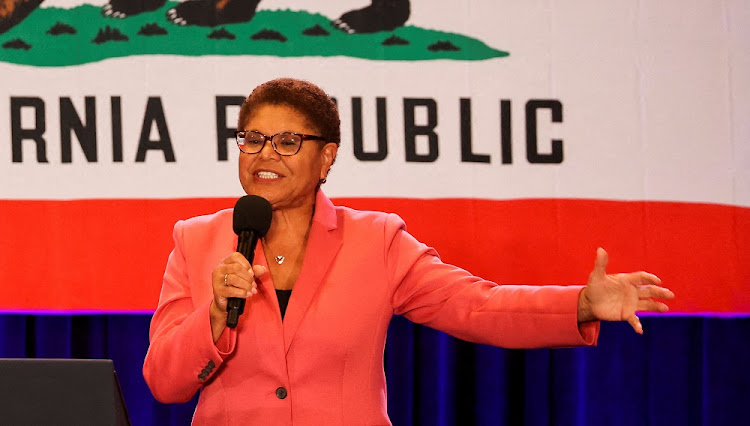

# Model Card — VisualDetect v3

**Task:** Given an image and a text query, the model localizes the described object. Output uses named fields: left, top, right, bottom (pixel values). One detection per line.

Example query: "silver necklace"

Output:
left=263, top=238, right=287, bottom=265
left=262, top=227, right=309, bottom=266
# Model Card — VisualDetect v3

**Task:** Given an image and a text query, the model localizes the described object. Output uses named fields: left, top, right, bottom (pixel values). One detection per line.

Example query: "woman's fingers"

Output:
left=252, top=264, right=267, bottom=279
left=220, top=278, right=255, bottom=299
left=221, top=272, right=257, bottom=297
left=226, top=263, right=255, bottom=289
left=222, top=252, right=253, bottom=270
left=636, top=299, right=670, bottom=313
left=636, top=284, right=675, bottom=301
left=627, top=314, right=643, bottom=334
left=591, top=248, right=609, bottom=278
left=213, top=254, right=266, bottom=301
left=637, top=271, right=662, bottom=286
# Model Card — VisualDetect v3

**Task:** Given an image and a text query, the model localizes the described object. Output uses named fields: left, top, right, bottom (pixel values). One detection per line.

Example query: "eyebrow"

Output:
left=243, top=130, right=299, bottom=134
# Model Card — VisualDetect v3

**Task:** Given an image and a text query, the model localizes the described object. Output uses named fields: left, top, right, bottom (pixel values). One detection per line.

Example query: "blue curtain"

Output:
left=1, top=314, right=747, bottom=425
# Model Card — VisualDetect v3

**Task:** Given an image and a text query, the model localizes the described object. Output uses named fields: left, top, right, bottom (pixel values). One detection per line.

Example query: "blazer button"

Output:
left=275, top=387, right=287, bottom=399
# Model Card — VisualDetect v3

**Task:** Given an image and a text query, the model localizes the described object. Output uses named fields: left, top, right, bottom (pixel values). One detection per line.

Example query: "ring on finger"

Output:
left=224, top=273, right=229, bottom=286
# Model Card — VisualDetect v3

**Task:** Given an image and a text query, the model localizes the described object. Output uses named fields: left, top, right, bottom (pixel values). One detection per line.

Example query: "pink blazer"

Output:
left=143, top=191, right=599, bottom=425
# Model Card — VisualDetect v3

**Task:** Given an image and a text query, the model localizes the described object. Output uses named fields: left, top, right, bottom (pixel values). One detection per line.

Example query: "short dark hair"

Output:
left=237, top=78, right=341, bottom=146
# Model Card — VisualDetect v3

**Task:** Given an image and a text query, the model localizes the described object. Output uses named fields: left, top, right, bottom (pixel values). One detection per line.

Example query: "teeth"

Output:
left=257, top=171, right=279, bottom=179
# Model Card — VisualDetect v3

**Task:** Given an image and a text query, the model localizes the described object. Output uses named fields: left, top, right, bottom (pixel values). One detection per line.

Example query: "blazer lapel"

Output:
left=282, top=191, right=342, bottom=354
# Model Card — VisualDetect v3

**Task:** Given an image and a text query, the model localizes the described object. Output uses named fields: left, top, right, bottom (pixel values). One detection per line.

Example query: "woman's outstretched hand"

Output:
left=577, top=248, right=675, bottom=334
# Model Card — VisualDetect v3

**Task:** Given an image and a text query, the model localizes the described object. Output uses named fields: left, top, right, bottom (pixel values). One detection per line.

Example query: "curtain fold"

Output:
left=1, top=314, right=746, bottom=425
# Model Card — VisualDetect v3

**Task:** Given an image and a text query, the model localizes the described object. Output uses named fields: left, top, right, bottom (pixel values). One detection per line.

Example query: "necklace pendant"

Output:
left=275, top=255, right=285, bottom=265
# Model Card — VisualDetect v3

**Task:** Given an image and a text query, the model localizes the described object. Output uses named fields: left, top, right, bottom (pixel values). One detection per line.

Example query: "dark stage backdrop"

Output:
left=1, top=314, right=748, bottom=425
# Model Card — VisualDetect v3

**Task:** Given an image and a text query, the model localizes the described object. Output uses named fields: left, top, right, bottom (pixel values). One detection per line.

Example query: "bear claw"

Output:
left=332, top=19, right=354, bottom=34
left=166, top=9, right=187, bottom=25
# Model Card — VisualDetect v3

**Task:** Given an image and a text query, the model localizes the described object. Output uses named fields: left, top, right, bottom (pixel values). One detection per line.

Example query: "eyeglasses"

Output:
left=235, top=130, right=327, bottom=156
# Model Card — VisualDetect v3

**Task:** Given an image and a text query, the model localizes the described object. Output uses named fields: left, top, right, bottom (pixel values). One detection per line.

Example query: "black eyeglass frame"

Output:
left=235, top=130, right=328, bottom=156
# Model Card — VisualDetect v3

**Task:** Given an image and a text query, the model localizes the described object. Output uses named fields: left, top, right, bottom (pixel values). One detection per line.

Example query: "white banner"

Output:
left=1, top=0, right=748, bottom=206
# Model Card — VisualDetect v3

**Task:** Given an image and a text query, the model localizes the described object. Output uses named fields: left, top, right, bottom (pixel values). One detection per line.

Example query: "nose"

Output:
left=258, top=137, right=280, bottom=160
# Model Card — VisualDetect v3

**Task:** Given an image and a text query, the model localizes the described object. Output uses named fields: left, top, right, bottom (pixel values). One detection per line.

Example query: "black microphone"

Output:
left=227, top=195, right=272, bottom=328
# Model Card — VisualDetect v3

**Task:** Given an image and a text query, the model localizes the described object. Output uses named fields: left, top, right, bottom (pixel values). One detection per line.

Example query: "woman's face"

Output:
left=238, top=104, right=338, bottom=210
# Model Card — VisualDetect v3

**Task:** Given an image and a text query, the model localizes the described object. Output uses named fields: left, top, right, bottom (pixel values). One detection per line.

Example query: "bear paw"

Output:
left=332, top=0, right=410, bottom=34
left=102, top=0, right=167, bottom=19
left=166, top=0, right=260, bottom=27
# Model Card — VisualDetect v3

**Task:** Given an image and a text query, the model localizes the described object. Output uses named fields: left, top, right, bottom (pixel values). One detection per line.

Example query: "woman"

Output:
left=143, top=78, right=674, bottom=424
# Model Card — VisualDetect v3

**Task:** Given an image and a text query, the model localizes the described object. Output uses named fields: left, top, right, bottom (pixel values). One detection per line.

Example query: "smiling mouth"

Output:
left=257, top=171, right=280, bottom=179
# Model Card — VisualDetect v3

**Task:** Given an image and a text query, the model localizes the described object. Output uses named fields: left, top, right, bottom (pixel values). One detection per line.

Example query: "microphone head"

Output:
left=233, top=195, right=272, bottom=237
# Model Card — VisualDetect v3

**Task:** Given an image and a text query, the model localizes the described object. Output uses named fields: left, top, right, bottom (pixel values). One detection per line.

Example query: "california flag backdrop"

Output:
left=0, top=0, right=748, bottom=314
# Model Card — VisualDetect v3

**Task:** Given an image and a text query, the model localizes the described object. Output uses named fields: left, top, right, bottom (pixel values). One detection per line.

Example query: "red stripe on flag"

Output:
left=1, top=198, right=747, bottom=313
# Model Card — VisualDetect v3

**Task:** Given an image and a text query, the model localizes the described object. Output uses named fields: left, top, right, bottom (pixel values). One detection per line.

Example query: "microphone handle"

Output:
left=227, top=229, right=258, bottom=328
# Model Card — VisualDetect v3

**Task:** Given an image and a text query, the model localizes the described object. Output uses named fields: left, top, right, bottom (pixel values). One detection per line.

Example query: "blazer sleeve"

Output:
left=385, top=214, right=599, bottom=349
left=143, top=220, right=237, bottom=403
